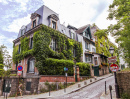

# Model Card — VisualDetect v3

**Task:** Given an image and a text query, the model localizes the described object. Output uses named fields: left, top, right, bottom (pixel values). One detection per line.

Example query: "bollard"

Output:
left=6, top=93, right=8, bottom=99
left=49, top=84, right=51, bottom=96
left=95, top=77, right=97, bottom=80
left=78, top=84, right=81, bottom=88
left=105, top=81, right=106, bottom=95
left=64, top=82, right=66, bottom=93
left=84, top=81, right=87, bottom=85
left=90, top=79, right=92, bottom=82
left=109, top=85, right=112, bottom=99
left=56, top=82, right=58, bottom=91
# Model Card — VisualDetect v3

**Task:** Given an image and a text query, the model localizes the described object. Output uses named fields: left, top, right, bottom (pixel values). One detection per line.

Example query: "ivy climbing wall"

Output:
left=12, top=25, right=87, bottom=75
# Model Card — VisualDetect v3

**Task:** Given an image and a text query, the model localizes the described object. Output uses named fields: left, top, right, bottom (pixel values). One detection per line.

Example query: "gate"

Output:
left=94, top=66, right=99, bottom=76
left=3, top=79, right=11, bottom=93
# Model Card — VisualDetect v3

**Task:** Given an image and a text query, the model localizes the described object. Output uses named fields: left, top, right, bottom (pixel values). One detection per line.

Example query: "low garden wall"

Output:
left=40, top=75, right=75, bottom=82
left=116, top=71, right=130, bottom=96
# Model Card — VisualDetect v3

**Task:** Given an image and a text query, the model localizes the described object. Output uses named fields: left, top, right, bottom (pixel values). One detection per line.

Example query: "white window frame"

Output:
left=50, top=38, right=56, bottom=51
left=52, top=20, right=56, bottom=29
left=85, top=56, right=91, bottom=62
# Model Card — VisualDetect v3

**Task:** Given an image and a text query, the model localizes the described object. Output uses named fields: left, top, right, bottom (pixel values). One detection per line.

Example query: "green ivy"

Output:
left=76, top=62, right=90, bottom=76
left=95, top=35, right=119, bottom=65
left=13, top=25, right=83, bottom=75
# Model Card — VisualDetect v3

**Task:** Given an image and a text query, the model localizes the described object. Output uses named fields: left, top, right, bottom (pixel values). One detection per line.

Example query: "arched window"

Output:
left=27, top=58, right=35, bottom=73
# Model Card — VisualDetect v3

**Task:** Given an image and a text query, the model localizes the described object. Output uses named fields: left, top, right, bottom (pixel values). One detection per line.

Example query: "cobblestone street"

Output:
left=50, top=76, right=114, bottom=99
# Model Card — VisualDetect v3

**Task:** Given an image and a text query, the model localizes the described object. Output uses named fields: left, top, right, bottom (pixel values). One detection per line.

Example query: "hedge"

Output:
left=76, top=62, right=90, bottom=76
left=36, top=58, right=74, bottom=76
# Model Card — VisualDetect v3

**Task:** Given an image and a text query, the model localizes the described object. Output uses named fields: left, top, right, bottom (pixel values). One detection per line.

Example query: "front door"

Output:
left=3, top=79, right=11, bottom=93
left=94, top=66, right=99, bottom=76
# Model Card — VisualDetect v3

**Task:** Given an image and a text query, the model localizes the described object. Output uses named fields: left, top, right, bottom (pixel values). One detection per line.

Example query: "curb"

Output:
left=68, top=74, right=113, bottom=94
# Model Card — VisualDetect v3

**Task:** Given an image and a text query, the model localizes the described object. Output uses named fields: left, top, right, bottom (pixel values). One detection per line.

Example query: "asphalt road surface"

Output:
left=50, top=76, right=115, bottom=99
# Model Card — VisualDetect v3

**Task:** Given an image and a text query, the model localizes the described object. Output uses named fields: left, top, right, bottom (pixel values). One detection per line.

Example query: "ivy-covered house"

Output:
left=12, top=5, right=84, bottom=78
left=90, top=25, right=119, bottom=76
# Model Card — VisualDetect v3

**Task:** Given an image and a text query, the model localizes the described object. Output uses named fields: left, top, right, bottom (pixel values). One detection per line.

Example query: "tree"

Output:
left=107, top=0, right=130, bottom=67
left=0, top=47, right=4, bottom=76
left=0, top=45, right=12, bottom=69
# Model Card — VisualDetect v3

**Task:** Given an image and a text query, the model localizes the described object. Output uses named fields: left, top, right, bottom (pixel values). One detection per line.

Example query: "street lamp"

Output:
left=109, top=47, right=120, bottom=98
left=109, top=47, right=114, bottom=56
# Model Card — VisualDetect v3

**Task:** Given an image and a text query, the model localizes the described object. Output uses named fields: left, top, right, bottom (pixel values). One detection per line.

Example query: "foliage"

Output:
left=76, top=62, right=90, bottom=76
left=107, top=0, right=130, bottom=66
left=37, top=58, right=74, bottom=75
left=94, top=30, right=119, bottom=65
left=94, top=29, right=108, bottom=38
left=121, top=67, right=130, bottom=72
left=40, top=81, right=75, bottom=93
left=13, top=25, right=82, bottom=75
left=121, top=93, right=130, bottom=99
left=0, top=45, right=12, bottom=69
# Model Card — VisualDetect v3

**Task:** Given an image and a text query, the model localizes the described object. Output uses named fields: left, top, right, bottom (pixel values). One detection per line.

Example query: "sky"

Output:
left=0, top=0, right=117, bottom=56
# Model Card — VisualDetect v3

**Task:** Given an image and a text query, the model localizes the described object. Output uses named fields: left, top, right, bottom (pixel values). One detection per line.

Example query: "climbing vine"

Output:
left=13, top=25, right=83, bottom=75
left=95, top=35, right=119, bottom=64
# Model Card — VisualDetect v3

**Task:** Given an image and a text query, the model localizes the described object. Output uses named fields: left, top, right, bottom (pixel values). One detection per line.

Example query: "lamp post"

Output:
left=109, top=47, right=120, bottom=98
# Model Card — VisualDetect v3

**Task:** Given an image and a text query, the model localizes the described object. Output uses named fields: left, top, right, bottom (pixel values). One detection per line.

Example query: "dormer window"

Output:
left=48, top=14, right=59, bottom=30
left=30, top=13, right=40, bottom=29
left=33, top=20, right=36, bottom=28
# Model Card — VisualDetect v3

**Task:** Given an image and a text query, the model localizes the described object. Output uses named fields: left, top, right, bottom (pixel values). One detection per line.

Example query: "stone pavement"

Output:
left=0, top=73, right=113, bottom=99
left=100, top=85, right=121, bottom=99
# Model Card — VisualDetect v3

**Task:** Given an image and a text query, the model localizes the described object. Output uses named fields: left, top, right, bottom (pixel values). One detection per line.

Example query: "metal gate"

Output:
left=94, top=66, right=99, bottom=76
left=3, top=79, right=11, bottom=93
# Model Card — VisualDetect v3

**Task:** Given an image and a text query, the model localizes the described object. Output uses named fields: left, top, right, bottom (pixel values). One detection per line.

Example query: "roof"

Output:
left=75, top=24, right=89, bottom=34
left=92, top=52, right=108, bottom=58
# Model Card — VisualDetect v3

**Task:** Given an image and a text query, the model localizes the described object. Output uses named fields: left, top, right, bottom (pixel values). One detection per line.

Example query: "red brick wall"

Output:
left=40, top=75, right=75, bottom=82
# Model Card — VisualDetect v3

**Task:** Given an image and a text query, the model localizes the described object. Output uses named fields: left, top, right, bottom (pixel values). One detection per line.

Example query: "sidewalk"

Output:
left=1, top=73, right=113, bottom=99
left=100, top=85, right=121, bottom=99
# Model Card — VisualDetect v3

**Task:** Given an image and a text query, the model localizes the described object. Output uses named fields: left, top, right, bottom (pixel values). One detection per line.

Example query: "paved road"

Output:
left=50, top=76, right=115, bottom=99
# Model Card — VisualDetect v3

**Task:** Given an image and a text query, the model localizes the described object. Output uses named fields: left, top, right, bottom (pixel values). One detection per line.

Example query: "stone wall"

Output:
left=1, top=76, right=40, bottom=96
left=116, top=72, right=130, bottom=95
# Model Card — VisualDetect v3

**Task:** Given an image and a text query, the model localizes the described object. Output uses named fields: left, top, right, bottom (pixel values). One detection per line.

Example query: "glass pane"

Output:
left=29, top=59, right=34, bottom=73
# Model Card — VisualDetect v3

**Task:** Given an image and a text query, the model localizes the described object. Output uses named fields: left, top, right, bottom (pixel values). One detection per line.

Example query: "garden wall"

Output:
left=40, top=75, right=75, bottom=82
left=116, top=72, right=130, bottom=95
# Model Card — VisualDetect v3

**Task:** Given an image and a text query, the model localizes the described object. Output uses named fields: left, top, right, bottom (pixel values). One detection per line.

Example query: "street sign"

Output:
left=17, top=65, right=23, bottom=71
left=110, top=64, right=119, bottom=72
left=65, top=73, right=67, bottom=77
left=64, top=67, right=68, bottom=71
left=17, top=71, right=22, bottom=76
left=108, top=56, right=117, bottom=63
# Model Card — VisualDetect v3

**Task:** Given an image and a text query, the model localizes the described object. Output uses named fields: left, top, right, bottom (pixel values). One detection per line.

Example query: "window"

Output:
left=71, top=32, right=75, bottom=39
left=27, top=58, right=35, bottom=73
left=26, top=82, right=31, bottom=91
left=85, top=42, right=90, bottom=50
left=94, top=57, right=98, bottom=65
left=73, top=49, right=76, bottom=57
left=92, top=48, right=96, bottom=52
left=52, top=21, right=56, bottom=29
left=30, top=38, right=33, bottom=49
left=50, top=38, right=56, bottom=51
left=33, top=20, right=36, bottom=28
left=85, top=56, right=91, bottom=62
left=18, top=44, right=21, bottom=54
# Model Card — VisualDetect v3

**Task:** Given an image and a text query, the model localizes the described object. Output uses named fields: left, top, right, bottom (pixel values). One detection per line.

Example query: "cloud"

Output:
left=4, top=14, right=31, bottom=33
left=0, top=34, right=16, bottom=56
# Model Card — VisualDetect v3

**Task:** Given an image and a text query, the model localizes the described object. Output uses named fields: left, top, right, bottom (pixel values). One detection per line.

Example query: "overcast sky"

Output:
left=0, top=0, right=117, bottom=56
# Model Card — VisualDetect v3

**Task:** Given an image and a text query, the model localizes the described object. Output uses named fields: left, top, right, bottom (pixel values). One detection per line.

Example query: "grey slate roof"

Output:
left=75, top=24, right=90, bottom=34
